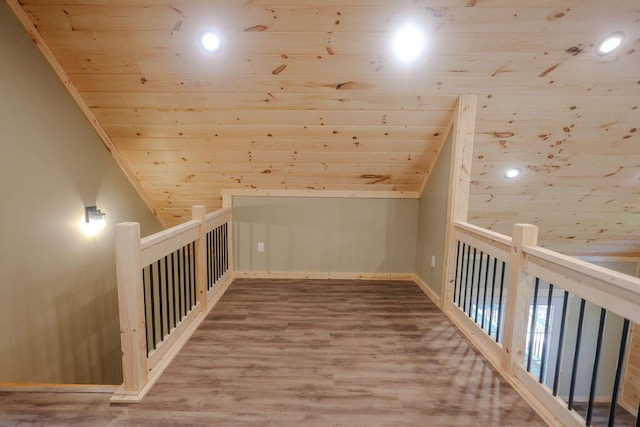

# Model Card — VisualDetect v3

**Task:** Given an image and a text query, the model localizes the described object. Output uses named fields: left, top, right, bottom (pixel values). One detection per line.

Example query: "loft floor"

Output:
left=0, top=279, right=544, bottom=426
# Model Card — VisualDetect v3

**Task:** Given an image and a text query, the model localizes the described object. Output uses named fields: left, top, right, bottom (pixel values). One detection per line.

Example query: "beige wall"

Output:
left=233, top=196, right=417, bottom=274
left=414, top=132, right=453, bottom=298
left=0, top=3, right=162, bottom=385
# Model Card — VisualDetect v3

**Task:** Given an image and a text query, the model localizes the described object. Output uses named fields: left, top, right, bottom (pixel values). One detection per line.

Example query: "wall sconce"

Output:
left=85, top=206, right=106, bottom=223
left=80, top=205, right=106, bottom=237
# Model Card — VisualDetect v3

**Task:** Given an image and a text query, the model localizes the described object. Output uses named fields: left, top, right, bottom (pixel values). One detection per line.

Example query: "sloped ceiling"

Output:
left=8, top=0, right=640, bottom=256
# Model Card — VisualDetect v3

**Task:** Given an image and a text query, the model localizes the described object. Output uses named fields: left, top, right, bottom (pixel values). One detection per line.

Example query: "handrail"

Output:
left=444, top=221, right=640, bottom=427
left=456, top=221, right=512, bottom=248
left=524, top=245, right=640, bottom=298
left=454, top=221, right=511, bottom=262
left=140, top=220, right=200, bottom=268
left=205, top=207, right=232, bottom=223
left=111, top=205, right=234, bottom=404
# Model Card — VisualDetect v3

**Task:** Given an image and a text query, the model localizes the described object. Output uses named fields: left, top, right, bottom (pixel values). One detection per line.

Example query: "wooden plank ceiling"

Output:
left=10, top=0, right=640, bottom=256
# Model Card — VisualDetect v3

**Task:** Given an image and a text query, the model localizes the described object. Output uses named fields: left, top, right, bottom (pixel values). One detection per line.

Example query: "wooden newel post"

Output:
left=115, top=222, right=148, bottom=393
left=502, top=223, right=539, bottom=375
left=441, top=94, right=476, bottom=310
left=192, top=205, right=207, bottom=312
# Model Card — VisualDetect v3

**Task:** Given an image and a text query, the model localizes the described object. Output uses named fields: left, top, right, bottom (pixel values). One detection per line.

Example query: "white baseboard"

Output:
left=0, top=383, right=117, bottom=394
left=234, top=271, right=415, bottom=281
left=411, top=274, right=442, bottom=308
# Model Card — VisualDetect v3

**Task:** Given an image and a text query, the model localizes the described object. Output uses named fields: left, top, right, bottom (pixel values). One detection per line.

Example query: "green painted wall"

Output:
left=0, top=3, right=163, bottom=385
left=414, top=132, right=453, bottom=298
left=233, top=196, right=418, bottom=274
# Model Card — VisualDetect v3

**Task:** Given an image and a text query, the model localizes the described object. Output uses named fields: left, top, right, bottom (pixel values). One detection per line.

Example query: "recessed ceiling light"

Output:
left=596, top=32, right=624, bottom=55
left=393, top=25, right=425, bottom=62
left=504, top=168, right=521, bottom=179
left=199, top=30, right=221, bottom=53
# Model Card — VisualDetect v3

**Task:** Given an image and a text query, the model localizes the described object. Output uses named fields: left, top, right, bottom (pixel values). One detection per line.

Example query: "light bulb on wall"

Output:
left=79, top=205, right=106, bottom=237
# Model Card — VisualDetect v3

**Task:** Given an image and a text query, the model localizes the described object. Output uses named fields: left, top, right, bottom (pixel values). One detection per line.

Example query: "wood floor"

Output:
left=0, top=279, right=545, bottom=426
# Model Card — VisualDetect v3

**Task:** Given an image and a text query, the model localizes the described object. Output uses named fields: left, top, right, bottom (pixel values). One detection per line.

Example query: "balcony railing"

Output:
left=446, top=221, right=640, bottom=426
left=111, top=205, right=233, bottom=403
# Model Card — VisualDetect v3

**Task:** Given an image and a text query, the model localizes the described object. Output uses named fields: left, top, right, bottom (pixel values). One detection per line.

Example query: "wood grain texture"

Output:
left=8, top=0, right=640, bottom=252
left=0, top=279, right=546, bottom=426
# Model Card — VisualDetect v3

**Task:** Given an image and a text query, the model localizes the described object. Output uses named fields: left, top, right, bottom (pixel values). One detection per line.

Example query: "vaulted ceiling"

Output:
left=8, top=0, right=640, bottom=256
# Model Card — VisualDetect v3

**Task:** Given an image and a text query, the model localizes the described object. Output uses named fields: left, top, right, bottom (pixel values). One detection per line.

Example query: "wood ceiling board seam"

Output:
left=94, top=109, right=452, bottom=127
left=67, top=74, right=640, bottom=97
left=114, top=140, right=440, bottom=154
left=81, top=92, right=458, bottom=111
left=220, top=188, right=420, bottom=200
left=27, top=6, right=640, bottom=34
left=57, top=54, right=640, bottom=78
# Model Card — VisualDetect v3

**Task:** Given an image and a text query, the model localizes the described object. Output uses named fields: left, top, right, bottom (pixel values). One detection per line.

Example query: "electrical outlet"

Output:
left=431, top=255, right=436, bottom=268
left=257, top=242, right=265, bottom=252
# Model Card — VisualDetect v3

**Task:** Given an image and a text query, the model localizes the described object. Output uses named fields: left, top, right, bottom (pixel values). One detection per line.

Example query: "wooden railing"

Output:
left=111, top=206, right=233, bottom=403
left=445, top=221, right=640, bottom=427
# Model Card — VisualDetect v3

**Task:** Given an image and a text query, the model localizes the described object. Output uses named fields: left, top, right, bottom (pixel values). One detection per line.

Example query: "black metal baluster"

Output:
left=609, top=318, right=630, bottom=427
left=474, top=251, right=484, bottom=324
left=187, top=243, right=195, bottom=310
left=453, top=241, right=462, bottom=305
left=456, top=243, right=467, bottom=307
left=171, top=251, right=177, bottom=328
left=206, top=230, right=211, bottom=289
left=213, top=228, right=218, bottom=284
left=164, top=256, right=171, bottom=334
left=185, top=244, right=191, bottom=310
left=149, top=262, right=157, bottom=350
left=586, top=308, right=607, bottom=426
left=553, top=291, right=570, bottom=396
left=480, top=253, right=490, bottom=332
left=220, top=225, right=224, bottom=277
left=214, top=228, right=218, bottom=283
left=142, top=266, right=150, bottom=355
left=181, top=245, right=187, bottom=316
left=568, top=298, right=587, bottom=410
left=209, top=228, right=214, bottom=285
left=527, top=278, right=540, bottom=372
left=220, top=226, right=224, bottom=279
left=489, top=258, right=498, bottom=339
left=496, top=261, right=506, bottom=343
left=467, top=248, right=477, bottom=317
left=213, top=227, right=220, bottom=283
left=191, top=242, right=197, bottom=307
left=177, top=248, right=183, bottom=321
left=539, top=284, right=554, bottom=383
left=461, top=244, right=470, bottom=309
left=156, top=259, right=164, bottom=340
left=224, top=222, right=228, bottom=272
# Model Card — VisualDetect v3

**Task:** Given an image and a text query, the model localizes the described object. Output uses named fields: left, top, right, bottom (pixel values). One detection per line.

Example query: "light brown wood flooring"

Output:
left=0, top=279, right=545, bottom=426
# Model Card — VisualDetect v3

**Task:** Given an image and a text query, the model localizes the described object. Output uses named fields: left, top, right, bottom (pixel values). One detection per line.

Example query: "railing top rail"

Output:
left=204, top=207, right=232, bottom=233
left=524, top=244, right=640, bottom=296
left=140, top=219, right=200, bottom=251
left=455, top=221, right=512, bottom=247
left=205, top=207, right=231, bottom=223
